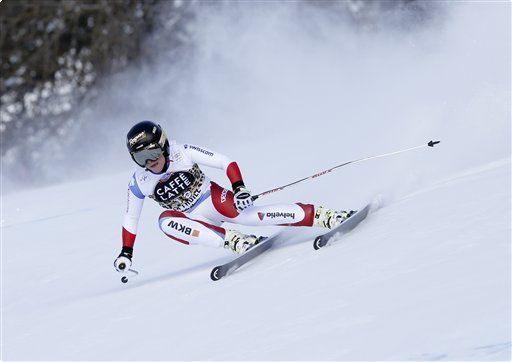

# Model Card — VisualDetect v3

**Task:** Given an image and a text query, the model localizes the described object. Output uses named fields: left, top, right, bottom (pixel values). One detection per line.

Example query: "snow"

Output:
left=2, top=155, right=510, bottom=360
left=2, top=1, right=510, bottom=361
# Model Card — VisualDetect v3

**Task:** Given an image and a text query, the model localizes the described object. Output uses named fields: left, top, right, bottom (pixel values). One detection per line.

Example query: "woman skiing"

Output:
left=114, top=120, right=353, bottom=273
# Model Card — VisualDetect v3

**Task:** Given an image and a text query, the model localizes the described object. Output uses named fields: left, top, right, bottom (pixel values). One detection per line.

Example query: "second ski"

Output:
left=313, top=204, right=371, bottom=250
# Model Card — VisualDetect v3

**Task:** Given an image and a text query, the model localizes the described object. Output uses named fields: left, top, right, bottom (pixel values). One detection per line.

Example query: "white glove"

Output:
left=233, top=186, right=254, bottom=211
left=114, top=248, right=133, bottom=273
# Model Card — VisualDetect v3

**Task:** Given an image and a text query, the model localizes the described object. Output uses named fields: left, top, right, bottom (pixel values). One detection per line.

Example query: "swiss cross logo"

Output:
left=258, top=212, right=265, bottom=220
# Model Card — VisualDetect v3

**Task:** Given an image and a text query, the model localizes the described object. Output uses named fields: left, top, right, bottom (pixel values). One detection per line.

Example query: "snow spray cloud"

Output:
left=173, top=1, right=510, bottom=206
left=3, top=1, right=509, bottom=198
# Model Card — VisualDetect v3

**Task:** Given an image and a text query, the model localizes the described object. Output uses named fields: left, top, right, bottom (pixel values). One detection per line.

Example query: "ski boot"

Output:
left=313, top=206, right=356, bottom=229
left=224, top=230, right=263, bottom=254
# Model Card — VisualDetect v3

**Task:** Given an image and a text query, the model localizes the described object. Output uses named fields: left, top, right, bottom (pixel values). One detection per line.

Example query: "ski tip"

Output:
left=313, top=235, right=324, bottom=250
left=428, top=140, right=441, bottom=147
left=210, top=266, right=222, bottom=281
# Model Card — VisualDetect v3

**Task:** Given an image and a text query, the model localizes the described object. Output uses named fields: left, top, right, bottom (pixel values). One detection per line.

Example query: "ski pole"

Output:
left=119, top=262, right=139, bottom=283
left=252, top=140, right=440, bottom=200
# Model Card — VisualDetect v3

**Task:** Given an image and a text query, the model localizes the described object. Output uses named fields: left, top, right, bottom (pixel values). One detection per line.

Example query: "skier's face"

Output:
left=146, top=154, right=166, bottom=173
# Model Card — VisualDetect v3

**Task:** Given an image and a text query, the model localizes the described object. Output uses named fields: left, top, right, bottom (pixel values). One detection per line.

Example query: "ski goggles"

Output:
left=131, top=147, right=164, bottom=167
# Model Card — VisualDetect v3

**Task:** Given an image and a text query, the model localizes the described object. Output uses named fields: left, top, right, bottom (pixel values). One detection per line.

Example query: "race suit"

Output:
left=122, top=141, right=315, bottom=250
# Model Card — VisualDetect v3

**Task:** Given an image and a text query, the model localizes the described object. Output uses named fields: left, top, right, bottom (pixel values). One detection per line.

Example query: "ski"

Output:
left=313, top=204, right=371, bottom=250
left=210, top=232, right=284, bottom=281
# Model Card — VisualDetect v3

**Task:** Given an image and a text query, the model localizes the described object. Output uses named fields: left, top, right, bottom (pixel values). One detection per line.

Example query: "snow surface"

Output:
left=2, top=156, right=511, bottom=360
left=2, top=1, right=511, bottom=361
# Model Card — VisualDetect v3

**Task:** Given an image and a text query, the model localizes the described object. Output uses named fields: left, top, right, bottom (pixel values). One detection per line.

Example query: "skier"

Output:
left=114, top=120, right=354, bottom=272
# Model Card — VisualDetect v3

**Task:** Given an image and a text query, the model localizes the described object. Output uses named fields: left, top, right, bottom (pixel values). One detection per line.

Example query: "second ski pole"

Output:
left=252, top=140, right=440, bottom=200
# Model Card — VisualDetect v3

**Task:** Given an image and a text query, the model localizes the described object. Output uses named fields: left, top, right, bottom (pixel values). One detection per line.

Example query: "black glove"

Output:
left=114, top=246, right=133, bottom=273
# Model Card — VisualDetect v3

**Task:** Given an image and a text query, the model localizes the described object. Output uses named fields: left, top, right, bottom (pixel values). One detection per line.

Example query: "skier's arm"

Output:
left=122, top=174, right=146, bottom=251
left=183, top=143, right=246, bottom=189
left=115, top=175, right=145, bottom=272
left=183, top=143, right=253, bottom=211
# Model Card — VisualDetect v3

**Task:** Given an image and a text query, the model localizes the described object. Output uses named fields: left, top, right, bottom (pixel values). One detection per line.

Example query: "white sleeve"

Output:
left=123, top=174, right=146, bottom=234
left=182, top=143, right=233, bottom=170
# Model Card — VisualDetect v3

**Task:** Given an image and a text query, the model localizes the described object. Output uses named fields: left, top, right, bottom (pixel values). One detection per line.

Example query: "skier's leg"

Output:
left=208, top=182, right=354, bottom=229
left=158, top=210, right=226, bottom=248
left=208, top=182, right=314, bottom=226
left=158, top=210, right=261, bottom=253
left=235, top=203, right=315, bottom=226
